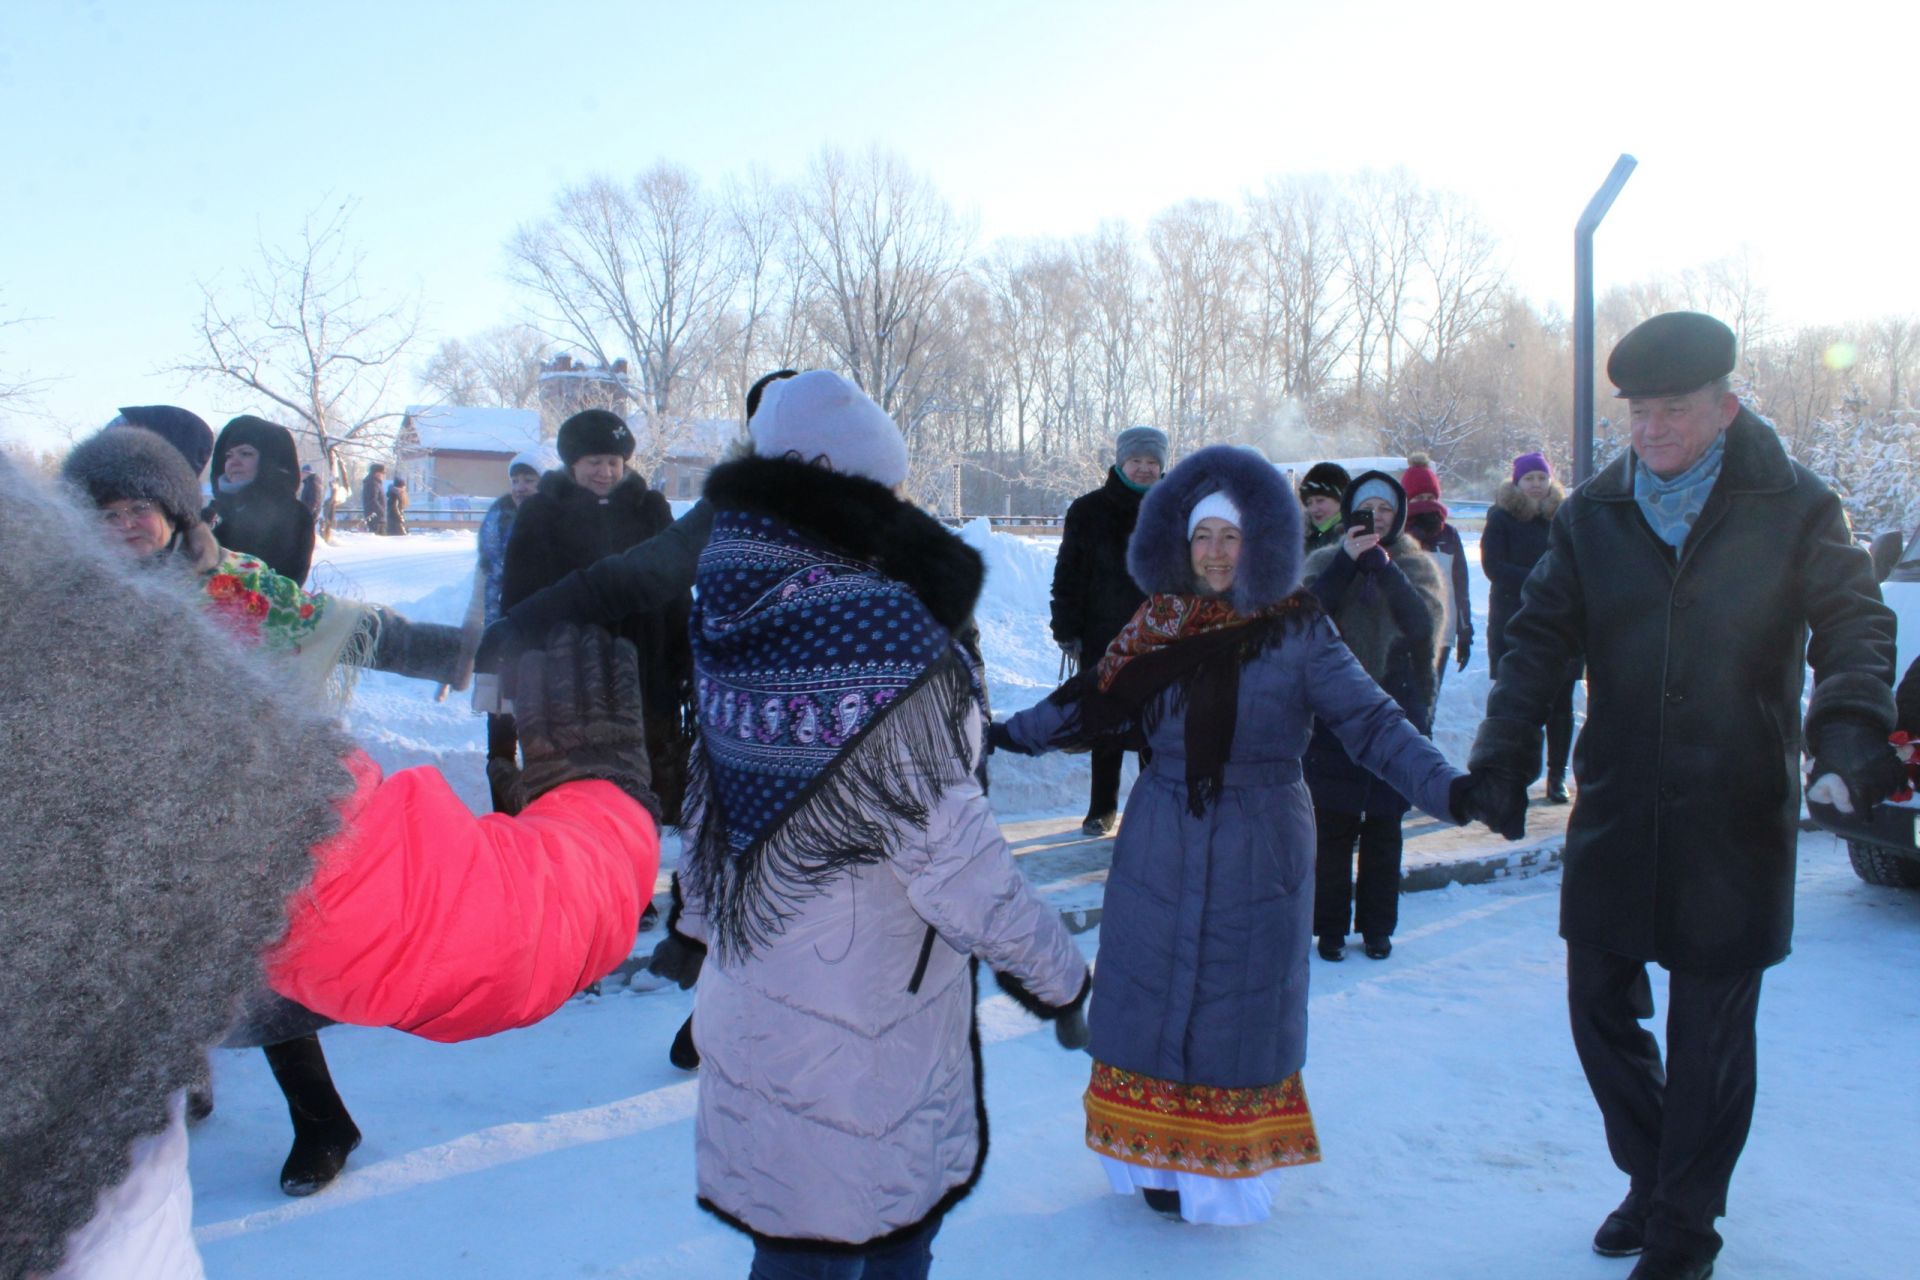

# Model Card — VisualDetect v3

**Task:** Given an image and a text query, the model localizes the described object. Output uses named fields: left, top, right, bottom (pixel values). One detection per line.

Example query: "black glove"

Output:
left=1456, top=638, right=1471, bottom=673
left=510, top=624, right=660, bottom=819
left=647, top=932, right=706, bottom=990
left=473, top=615, right=529, bottom=678
left=1055, top=1002, right=1090, bottom=1051
left=986, top=720, right=1026, bottom=756
left=1449, top=768, right=1528, bottom=841
left=1809, top=717, right=1906, bottom=814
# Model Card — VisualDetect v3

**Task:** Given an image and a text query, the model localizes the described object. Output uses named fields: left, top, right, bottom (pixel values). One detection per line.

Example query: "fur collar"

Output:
left=1494, top=477, right=1565, bottom=522
left=1128, top=444, right=1302, bottom=614
left=1301, top=537, right=1448, bottom=680
left=703, top=456, right=984, bottom=631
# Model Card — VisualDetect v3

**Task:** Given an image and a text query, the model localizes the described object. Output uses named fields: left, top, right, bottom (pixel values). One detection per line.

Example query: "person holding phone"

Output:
left=1300, top=470, right=1448, bottom=961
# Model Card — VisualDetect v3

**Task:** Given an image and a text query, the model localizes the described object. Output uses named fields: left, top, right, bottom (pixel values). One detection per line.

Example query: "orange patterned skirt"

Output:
left=1084, top=1061, right=1321, bottom=1178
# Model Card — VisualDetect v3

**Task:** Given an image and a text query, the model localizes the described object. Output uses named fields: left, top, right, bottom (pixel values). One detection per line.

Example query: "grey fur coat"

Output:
left=0, top=458, right=354, bottom=1279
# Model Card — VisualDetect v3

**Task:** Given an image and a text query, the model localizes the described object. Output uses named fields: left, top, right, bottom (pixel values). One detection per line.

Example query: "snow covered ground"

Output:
left=185, top=527, right=1920, bottom=1279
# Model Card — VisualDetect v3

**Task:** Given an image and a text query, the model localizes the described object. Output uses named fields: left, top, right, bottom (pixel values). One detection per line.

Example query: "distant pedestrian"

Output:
left=1481, top=450, right=1576, bottom=802
left=361, top=463, right=387, bottom=535
left=207, top=415, right=315, bottom=585
left=1298, top=461, right=1350, bottom=553
left=1049, top=424, right=1168, bottom=837
left=445, top=449, right=548, bottom=702
left=298, top=464, right=322, bottom=518
left=1398, top=453, right=1472, bottom=685
left=385, top=475, right=409, bottom=536
left=1301, top=469, right=1447, bottom=962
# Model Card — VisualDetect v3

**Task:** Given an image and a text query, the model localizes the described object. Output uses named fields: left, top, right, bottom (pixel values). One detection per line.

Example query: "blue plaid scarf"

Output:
left=1634, top=432, right=1726, bottom=549
left=681, top=461, right=987, bottom=959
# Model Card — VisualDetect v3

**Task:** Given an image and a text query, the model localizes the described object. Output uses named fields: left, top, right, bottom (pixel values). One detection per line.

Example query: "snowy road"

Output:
left=189, top=842, right=1920, bottom=1279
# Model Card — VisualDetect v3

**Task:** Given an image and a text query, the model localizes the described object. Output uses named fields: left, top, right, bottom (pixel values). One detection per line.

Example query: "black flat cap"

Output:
left=1608, top=311, right=1737, bottom=399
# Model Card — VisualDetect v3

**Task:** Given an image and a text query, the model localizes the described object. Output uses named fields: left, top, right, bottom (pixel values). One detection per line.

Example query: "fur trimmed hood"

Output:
left=211, top=415, right=302, bottom=500
left=703, top=455, right=984, bottom=630
left=1343, top=469, right=1409, bottom=542
left=1494, top=476, right=1565, bottom=522
left=1128, top=444, right=1302, bottom=613
left=0, top=459, right=355, bottom=1277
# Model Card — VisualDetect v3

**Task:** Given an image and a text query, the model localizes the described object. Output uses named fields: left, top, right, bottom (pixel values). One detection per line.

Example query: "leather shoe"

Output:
left=1363, top=935, right=1392, bottom=960
left=1592, top=1190, right=1648, bottom=1256
left=1142, top=1187, right=1183, bottom=1219
left=1080, top=812, right=1117, bottom=838
left=1545, top=772, right=1569, bottom=804
left=1626, top=1247, right=1714, bottom=1280
left=1317, top=935, right=1346, bottom=962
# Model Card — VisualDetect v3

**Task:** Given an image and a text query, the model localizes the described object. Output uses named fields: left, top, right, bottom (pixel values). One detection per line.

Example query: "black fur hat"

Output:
left=115, top=405, right=213, bottom=477
left=557, top=409, right=636, bottom=466
left=1128, top=444, right=1302, bottom=613
left=62, top=427, right=205, bottom=532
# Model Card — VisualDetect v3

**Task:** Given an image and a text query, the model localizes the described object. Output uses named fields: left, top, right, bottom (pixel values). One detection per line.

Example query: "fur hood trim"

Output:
left=1494, top=477, right=1565, bottom=521
left=536, top=466, right=654, bottom=508
left=1301, top=537, right=1448, bottom=679
left=1128, top=444, right=1302, bottom=613
left=703, top=455, right=984, bottom=631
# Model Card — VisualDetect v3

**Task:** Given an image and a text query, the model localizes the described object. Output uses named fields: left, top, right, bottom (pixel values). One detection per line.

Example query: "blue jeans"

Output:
left=747, top=1219, right=939, bottom=1280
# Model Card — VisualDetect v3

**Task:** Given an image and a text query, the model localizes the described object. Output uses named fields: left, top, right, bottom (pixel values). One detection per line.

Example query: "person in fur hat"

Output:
left=107, top=404, right=214, bottom=478
left=2, top=451, right=664, bottom=1280
left=1298, top=460, right=1350, bottom=553
left=997, top=445, right=1490, bottom=1226
left=1482, top=451, right=1576, bottom=802
left=1398, top=453, right=1473, bottom=684
left=384, top=473, right=409, bottom=536
left=1301, top=469, right=1448, bottom=962
left=60, top=427, right=471, bottom=1198
left=499, top=409, right=691, bottom=820
left=207, top=415, right=316, bottom=585
left=670, top=370, right=1088, bottom=1278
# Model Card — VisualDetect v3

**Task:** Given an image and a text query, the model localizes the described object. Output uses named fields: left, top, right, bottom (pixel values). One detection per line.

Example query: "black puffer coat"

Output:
left=206, top=417, right=315, bottom=585
left=503, top=468, right=692, bottom=820
left=1480, top=477, right=1564, bottom=672
left=1473, top=411, right=1896, bottom=970
left=1050, top=467, right=1147, bottom=659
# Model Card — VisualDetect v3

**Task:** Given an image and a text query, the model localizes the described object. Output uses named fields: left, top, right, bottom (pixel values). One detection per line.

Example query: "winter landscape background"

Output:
left=182, top=527, right=1920, bottom=1279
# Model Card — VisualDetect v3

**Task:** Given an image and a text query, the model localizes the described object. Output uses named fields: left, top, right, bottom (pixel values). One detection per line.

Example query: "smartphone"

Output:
left=1345, top=512, right=1375, bottom=534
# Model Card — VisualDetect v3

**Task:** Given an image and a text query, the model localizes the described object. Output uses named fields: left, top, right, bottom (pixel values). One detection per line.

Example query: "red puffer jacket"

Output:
left=265, top=752, right=658, bottom=1043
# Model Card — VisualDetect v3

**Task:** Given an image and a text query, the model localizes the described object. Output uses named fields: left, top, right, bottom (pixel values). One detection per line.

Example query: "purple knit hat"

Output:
left=1512, top=452, right=1550, bottom=483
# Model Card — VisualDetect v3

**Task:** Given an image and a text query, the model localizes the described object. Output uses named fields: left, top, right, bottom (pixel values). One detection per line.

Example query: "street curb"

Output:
left=1400, top=835, right=1566, bottom=893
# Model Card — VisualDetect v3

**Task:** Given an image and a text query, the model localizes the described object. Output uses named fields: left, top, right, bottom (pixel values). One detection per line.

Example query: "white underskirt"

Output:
left=1098, top=1155, right=1278, bottom=1226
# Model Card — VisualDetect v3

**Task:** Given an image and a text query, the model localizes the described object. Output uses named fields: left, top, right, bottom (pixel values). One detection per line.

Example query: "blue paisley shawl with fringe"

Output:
left=682, top=493, right=986, bottom=963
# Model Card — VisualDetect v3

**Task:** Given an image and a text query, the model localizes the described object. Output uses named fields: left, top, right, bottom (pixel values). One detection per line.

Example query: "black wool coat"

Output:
left=1050, top=468, right=1147, bottom=658
left=1474, top=411, right=1896, bottom=971
left=502, top=468, right=693, bottom=819
left=361, top=474, right=387, bottom=530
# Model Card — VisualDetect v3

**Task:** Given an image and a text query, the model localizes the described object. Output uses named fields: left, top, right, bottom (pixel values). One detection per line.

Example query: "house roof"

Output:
left=401, top=406, right=543, bottom=456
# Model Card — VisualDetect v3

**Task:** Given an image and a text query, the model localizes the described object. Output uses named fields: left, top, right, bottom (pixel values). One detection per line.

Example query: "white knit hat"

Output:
left=1186, top=490, right=1243, bottom=537
left=749, top=370, right=909, bottom=488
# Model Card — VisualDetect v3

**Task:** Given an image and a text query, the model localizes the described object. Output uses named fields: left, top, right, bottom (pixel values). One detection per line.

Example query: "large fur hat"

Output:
left=113, top=405, right=214, bottom=477
left=1127, top=443, right=1302, bottom=613
left=62, top=426, right=206, bottom=533
left=0, top=458, right=354, bottom=1275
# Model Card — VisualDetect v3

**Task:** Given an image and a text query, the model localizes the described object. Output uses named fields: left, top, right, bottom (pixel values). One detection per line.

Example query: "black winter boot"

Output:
left=669, top=1014, right=701, bottom=1070
left=1317, top=935, right=1346, bottom=962
left=1545, top=770, right=1569, bottom=804
left=1142, top=1188, right=1183, bottom=1219
left=264, top=1034, right=362, bottom=1197
left=1592, top=1188, right=1649, bottom=1256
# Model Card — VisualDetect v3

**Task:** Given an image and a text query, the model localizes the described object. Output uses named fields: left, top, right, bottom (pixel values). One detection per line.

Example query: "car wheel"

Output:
left=1847, top=840, right=1920, bottom=888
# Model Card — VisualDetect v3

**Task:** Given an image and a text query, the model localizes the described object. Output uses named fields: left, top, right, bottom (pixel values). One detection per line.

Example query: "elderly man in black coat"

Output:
left=1049, top=425, right=1168, bottom=837
left=1458, top=313, right=1901, bottom=1280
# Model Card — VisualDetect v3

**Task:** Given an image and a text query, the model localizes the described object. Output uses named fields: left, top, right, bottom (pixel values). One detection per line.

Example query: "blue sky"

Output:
left=4, top=0, right=1916, bottom=447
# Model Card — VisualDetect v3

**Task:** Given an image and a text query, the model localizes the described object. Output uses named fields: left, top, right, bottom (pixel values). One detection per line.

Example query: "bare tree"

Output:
left=0, top=295, right=48, bottom=420
left=508, top=163, right=740, bottom=472
left=1074, top=221, right=1149, bottom=441
left=419, top=325, right=551, bottom=408
left=1243, top=175, right=1352, bottom=407
left=1145, top=199, right=1244, bottom=452
left=1342, top=168, right=1426, bottom=401
left=786, top=146, right=973, bottom=445
left=173, top=202, right=417, bottom=532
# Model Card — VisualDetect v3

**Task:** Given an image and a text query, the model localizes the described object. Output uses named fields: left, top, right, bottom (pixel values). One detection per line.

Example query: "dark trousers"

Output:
left=1566, top=943, right=1764, bottom=1259
left=1087, top=742, right=1126, bottom=820
left=1312, top=807, right=1403, bottom=939
left=1545, top=678, right=1575, bottom=778
left=749, top=1218, right=939, bottom=1280
left=486, top=712, right=517, bottom=813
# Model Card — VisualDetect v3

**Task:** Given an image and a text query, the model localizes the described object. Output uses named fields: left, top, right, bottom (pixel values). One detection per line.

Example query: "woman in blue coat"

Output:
left=995, top=445, right=1482, bottom=1226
